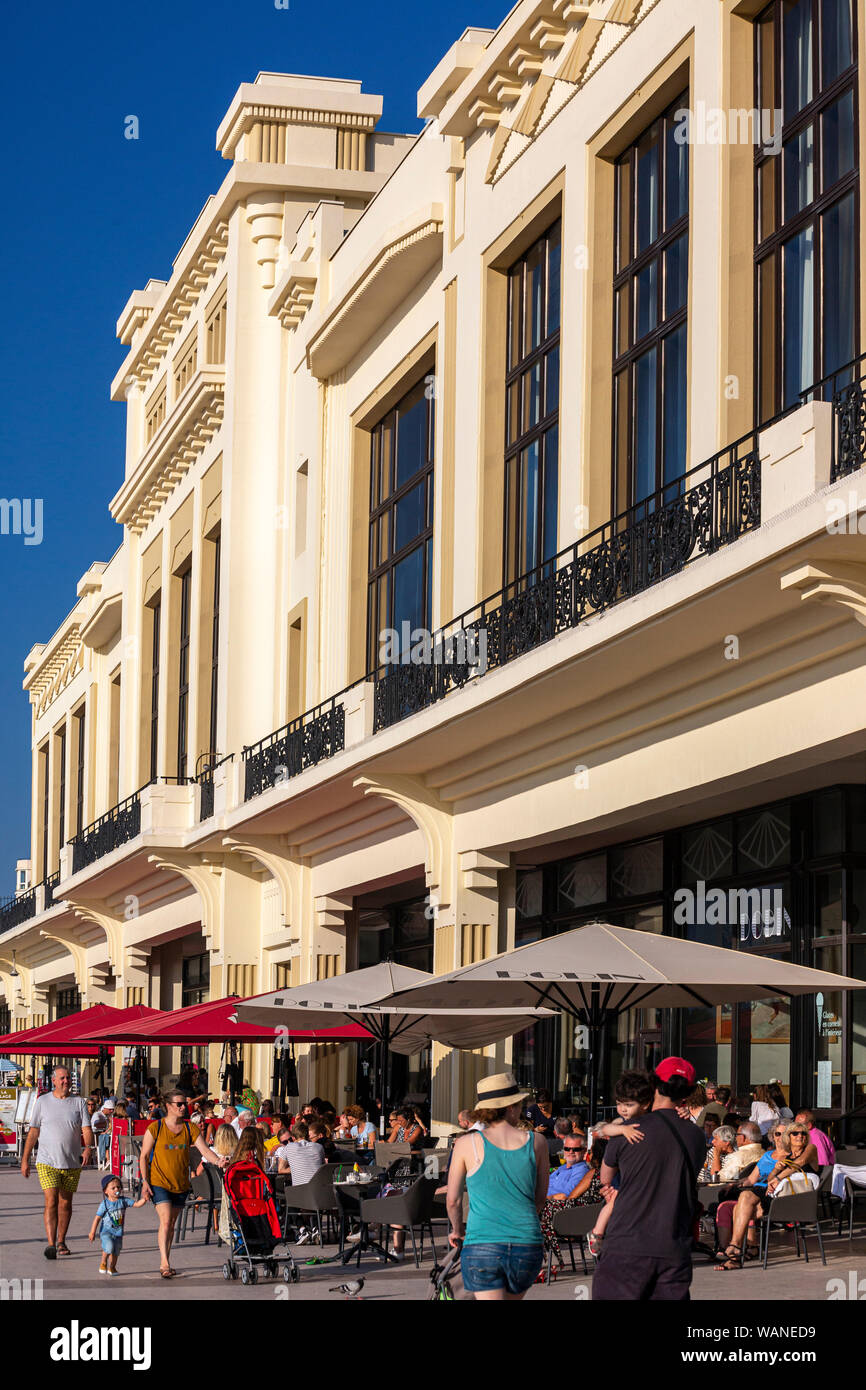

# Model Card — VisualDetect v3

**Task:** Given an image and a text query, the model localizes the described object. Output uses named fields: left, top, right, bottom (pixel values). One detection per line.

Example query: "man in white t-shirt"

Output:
left=21, top=1066, right=94, bottom=1260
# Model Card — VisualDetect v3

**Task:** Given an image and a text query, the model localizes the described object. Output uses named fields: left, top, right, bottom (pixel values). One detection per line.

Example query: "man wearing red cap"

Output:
left=593, top=1057, right=707, bottom=1301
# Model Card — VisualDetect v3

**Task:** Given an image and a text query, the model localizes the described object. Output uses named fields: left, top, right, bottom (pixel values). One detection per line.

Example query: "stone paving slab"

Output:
left=1, top=1165, right=864, bottom=1302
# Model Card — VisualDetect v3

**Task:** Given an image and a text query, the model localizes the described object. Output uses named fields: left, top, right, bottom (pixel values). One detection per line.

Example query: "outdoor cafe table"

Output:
left=831, top=1163, right=866, bottom=1200
left=334, top=1175, right=402, bottom=1265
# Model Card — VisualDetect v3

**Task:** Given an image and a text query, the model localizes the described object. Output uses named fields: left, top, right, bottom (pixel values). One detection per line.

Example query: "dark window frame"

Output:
left=612, top=92, right=690, bottom=518
left=56, top=726, right=66, bottom=863
left=208, top=533, right=221, bottom=760
left=366, top=376, right=435, bottom=672
left=504, top=219, right=562, bottom=586
left=754, top=0, right=860, bottom=419
left=177, top=566, right=192, bottom=781
left=74, top=705, right=86, bottom=837
left=149, top=595, right=161, bottom=782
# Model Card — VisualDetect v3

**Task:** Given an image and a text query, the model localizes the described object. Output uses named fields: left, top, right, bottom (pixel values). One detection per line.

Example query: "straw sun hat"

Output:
left=475, top=1072, right=531, bottom=1111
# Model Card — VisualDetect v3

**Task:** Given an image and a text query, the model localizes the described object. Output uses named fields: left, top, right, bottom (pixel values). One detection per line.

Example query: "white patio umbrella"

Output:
left=381, top=922, right=866, bottom=1121
left=235, top=962, right=554, bottom=1120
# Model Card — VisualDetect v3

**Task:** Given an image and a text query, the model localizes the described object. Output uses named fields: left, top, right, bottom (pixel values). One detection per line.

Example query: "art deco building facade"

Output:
left=2, top=0, right=865, bottom=1131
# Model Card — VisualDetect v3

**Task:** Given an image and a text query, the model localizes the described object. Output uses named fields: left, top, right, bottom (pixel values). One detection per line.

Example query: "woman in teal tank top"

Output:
left=446, top=1073, right=549, bottom=1299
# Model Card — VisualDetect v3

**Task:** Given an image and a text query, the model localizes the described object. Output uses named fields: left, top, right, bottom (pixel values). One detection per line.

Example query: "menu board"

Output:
left=0, top=1087, right=17, bottom=1147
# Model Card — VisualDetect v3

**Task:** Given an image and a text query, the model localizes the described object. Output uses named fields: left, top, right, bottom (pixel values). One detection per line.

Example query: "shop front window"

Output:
left=813, top=942, right=844, bottom=1107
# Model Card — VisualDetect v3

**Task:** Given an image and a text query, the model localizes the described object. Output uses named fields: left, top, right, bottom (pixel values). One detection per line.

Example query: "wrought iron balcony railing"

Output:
left=193, top=753, right=233, bottom=821
left=70, top=785, right=146, bottom=873
left=373, top=432, right=761, bottom=731
left=243, top=695, right=348, bottom=802
left=43, top=871, right=60, bottom=910
left=799, top=350, right=866, bottom=484
left=0, top=887, right=37, bottom=935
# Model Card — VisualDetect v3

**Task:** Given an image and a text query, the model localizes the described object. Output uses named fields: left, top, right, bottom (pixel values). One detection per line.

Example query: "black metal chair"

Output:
left=755, top=1187, right=826, bottom=1269
left=837, top=1174, right=866, bottom=1240
left=281, top=1164, right=338, bottom=1244
left=356, top=1176, right=439, bottom=1269
left=177, top=1164, right=218, bottom=1245
left=544, top=1202, right=604, bottom=1284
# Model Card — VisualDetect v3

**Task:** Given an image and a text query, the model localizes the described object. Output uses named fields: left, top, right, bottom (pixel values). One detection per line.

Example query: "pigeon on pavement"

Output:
left=329, top=1278, right=365, bottom=1298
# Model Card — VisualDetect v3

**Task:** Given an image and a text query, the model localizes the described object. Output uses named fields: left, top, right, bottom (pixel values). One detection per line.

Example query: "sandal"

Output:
left=160, top=1267, right=174, bottom=1279
left=55, top=1243, right=71, bottom=1256
left=43, top=1245, right=57, bottom=1261
left=714, top=1243, right=741, bottom=1265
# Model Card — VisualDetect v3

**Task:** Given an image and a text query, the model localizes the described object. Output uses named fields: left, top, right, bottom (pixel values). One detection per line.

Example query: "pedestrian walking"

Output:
left=592, top=1058, right=707, bottom=1302
left=20, top=1065, right=94, bottom=1259
left=446, top=1072, right=549, bottom=1301
left=138, top=1089, right=228, bottom=1278
left=88, top=1174, right=146, bottom=1275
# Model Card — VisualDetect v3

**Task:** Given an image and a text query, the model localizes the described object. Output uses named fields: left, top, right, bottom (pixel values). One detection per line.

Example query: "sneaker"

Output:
left=98, top=1266, right=108, bottom=1275
left=107, top=1269, right=118, bottom=1277
left=588, top=1233, right=603, bottom=1258
left=296, top=1229, right=312, bottom=1246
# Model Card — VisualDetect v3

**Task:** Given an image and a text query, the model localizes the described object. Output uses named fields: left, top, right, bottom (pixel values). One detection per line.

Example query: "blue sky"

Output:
left=0, top=0, right=505, bottom=892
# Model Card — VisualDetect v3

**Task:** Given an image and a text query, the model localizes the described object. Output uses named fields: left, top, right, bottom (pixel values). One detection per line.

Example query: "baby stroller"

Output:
left=221, top=1160, right=300, bottom=1287
left=429, top=1239, right=462, bottom=1301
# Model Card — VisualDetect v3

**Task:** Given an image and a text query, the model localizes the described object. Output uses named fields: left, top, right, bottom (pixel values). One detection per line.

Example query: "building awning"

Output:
left=0, top=1003, right=161, bottom=1056
left=80, top=994, right=371, bottom=1046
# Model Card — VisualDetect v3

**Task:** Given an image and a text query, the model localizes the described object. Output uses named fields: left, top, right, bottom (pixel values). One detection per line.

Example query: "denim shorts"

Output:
left=100, top=1233, right=123, bottom=1255
left=150, top=1185, right=188, bottom=1209
left=461, top=1242, right=544, bottom=1294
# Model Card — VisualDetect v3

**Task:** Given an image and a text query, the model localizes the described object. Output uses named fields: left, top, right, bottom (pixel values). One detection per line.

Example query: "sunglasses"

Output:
left=563, top=1145, right=586, bottom=1152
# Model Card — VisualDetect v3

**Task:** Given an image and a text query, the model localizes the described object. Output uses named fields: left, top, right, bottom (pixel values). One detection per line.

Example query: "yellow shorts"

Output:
left=36, top=1164, right=81, bottom=1194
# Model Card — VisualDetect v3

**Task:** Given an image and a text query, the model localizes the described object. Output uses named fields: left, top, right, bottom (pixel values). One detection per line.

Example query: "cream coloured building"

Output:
left=2, top=0, right=866, bottom=1133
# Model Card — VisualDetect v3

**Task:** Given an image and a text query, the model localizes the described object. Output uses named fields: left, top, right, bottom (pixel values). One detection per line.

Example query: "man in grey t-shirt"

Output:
left=21, top=1066, right=94, bottom=1259
left=274, top=1127, right=325, bottom=1186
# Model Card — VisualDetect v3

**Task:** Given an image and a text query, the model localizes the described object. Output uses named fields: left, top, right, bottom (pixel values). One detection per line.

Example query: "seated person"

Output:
left=526, top=1089, right=557, bottom=1137
left=342, top=1104, right=377, bottom=1149
left=386, top=1107, right=424, bottom=1149
left=274, top=1120, right=325, bottom=1184
left=548, top=1117, right=574, bottom=1160
left=706, top=1121, right=764, bottom=1182
left=540, top=1136, right=603, bottom=1269
left=715, top=1121, right=817, bottom=1268
left=795, top=1109, right=835, bottom=1165
left=697, top=1082, right=728, bottom=1128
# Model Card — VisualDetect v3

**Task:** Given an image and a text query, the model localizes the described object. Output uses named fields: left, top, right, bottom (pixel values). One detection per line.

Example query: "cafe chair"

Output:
left=357, top=1175, right=439, bottom=1269
left=837, top=1174, right=866, bottom=1241
left=281, top=1164, right=338, bottom=1245
left=755, top=1188, right=826, bottom=1269
left=544, top=1202, right=604, bottom=1285
left=177, top=1164, right=218, bottom=1245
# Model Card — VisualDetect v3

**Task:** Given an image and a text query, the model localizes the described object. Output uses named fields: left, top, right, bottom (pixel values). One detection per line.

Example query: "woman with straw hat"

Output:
left=446, top=1072, right=549, bottom=1300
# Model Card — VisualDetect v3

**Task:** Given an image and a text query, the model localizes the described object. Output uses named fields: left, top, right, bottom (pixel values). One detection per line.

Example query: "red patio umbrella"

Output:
left=80, top=995, right=371, bottom=1045
left=0, top=1004, right=162, bottom=1056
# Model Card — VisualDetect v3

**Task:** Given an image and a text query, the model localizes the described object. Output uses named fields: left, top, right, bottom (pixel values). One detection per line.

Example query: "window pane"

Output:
left=758, top=12, right=776, bottom=113
left=379, top=417, right=393, bottom=502
left=545, top=345, right=560, bottom=417
left=504, top=453, right=520, bottom=582
left=759, top=253, right=778, bottom=420
left=379, top=513, right=390, bottom=565
left=813, top=943, right=843, bottom=1108
left=664, top=233, right=688, bottom=317
left=507, top=379, right=520, bottom=445
left=610, top=839, right=663, bottom=897
left=616, top=158, right=631, bottom=272
left=616, top=284, right=629, bottom=357
left=663, top=323, right=688, bottom=488
left=394, top=480, right=426, bottom=554
left=635, top=258, right=658, bottom=340
left=665, top=111, right=689, bottom=227
left=614, top=370, right=630, bottom=515
left=636, top=130, right=660, bottom=253
left=852, top=944, right=866, bottom=1109
left=543, top=424, right=558, bottom=563
left=521, top=439, right=540, bottom=572
left=558, top=853, right=607, bottom=910
left=815, top=871, right=843, bottom=935
left=522, top=360, right=543, bottom=431
left=395, top=384, right=428, bottom=489
left=821, top=0, right=853, bottom=87
left=822, top=89, right=856, bottom=191
left=524, top=240, right=545, bottom=354
left=634, top=348, right=658, bottom=503
left=759, top=160, right=777, bottom=241
left=783, top=124, right=815, bottom=221
left=392, top=545, right=426, bottom=638
left=822, top=190, right=856, bottom=382
left=782, top=224, right=815, bottom=407
left=547, top=221, right=562, bottom=336
left=782, top=0, right=814, bottom=122
left=508, top=267, right=522, bottom=370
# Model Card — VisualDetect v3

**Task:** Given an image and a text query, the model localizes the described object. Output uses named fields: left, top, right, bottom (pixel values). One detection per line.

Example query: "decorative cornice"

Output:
left=272, top=266, right=318, bottom=329
left=25, top=626, right=84, bottom=717
left=110, top=369, right=225, bottom=533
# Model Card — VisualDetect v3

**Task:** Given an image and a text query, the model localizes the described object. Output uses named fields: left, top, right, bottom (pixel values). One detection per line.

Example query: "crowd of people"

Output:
left=19, top=1060, right=841, bottom=1298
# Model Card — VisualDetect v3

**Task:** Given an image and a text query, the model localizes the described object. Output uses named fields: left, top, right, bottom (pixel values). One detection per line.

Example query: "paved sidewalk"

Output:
left=1, top=1165, right=863, bottom=1301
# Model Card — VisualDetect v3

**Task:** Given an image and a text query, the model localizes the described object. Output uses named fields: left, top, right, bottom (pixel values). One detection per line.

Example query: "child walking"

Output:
left=88, top=1173, right=146, bottom=1275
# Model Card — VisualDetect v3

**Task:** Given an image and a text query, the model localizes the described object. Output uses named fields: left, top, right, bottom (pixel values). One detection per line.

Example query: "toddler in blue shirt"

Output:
left=88, top=1173, right=146, bottom=1275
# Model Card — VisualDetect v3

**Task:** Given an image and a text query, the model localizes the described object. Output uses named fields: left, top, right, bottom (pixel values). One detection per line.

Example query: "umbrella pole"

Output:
left=587, top=984, right=602, bottom=1127
left=379, top=1022, right=391, bottom=1137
